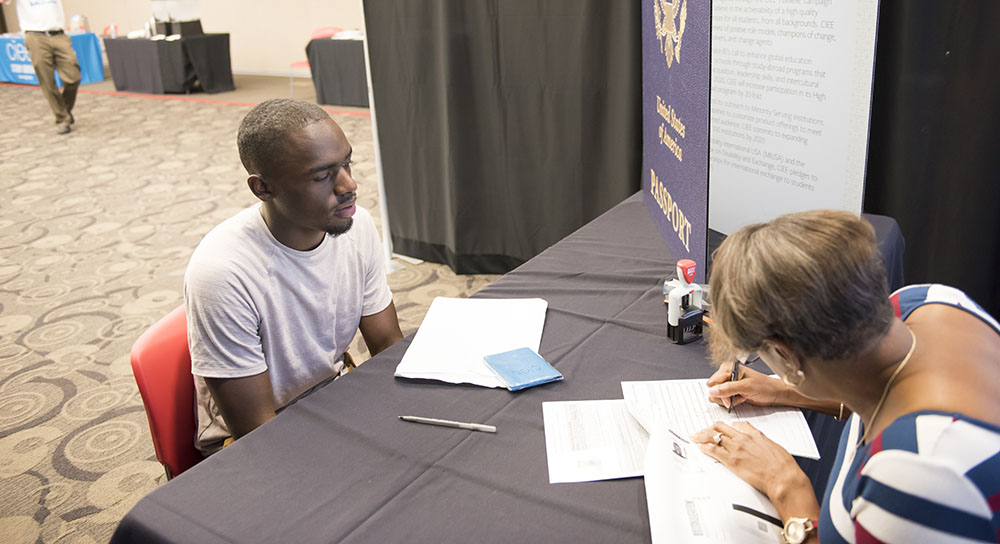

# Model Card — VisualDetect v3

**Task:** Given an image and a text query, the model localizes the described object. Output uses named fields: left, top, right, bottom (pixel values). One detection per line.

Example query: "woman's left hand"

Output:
left=691, top=421, right=813, bottom=507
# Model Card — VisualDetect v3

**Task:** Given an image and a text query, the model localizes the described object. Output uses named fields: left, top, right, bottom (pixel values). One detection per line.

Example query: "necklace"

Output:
left=858, top=327, right=917, bottom=447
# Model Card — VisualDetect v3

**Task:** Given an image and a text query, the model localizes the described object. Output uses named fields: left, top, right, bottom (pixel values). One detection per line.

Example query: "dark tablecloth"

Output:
left=104, top=34, right=234, bottom=94
left=306, top=38, right=369, bottom=107
left=111, top=193, right=903, bottom=543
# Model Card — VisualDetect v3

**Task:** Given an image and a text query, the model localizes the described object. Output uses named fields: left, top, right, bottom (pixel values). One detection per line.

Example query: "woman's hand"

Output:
left=691, top=422, right=818, bottom=520
left=705, top=362, right=788, bottom=410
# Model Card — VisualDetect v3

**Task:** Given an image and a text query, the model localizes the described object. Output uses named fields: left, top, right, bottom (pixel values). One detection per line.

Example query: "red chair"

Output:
left=130, top=305, right=202, bottom=480
left=289, top=26, right=344, bottom=97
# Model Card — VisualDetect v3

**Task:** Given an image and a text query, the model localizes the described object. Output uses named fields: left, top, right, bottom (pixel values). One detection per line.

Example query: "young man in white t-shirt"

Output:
left=184, top=99, right=403, bottom=454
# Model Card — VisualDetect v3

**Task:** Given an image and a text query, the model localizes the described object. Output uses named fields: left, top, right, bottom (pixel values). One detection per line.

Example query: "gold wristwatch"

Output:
left=781, top=517, right=816, bottom=544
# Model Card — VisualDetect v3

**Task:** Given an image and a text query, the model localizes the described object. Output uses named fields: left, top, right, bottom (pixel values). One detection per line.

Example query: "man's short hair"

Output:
left=237, top=99, right=331, bottom=177
left=708, top=209, right=893, bottom=364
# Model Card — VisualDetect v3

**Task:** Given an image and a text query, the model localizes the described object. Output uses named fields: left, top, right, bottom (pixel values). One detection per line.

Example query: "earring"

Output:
left=782, top=369, right=805, bottom=387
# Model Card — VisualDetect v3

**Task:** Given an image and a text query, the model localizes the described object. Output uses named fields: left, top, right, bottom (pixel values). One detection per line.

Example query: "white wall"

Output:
left=3, top=0, right=364, bottom=76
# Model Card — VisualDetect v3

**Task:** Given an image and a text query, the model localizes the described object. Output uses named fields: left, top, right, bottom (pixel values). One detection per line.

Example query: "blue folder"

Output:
left=483, top=347, right=563, bottom=391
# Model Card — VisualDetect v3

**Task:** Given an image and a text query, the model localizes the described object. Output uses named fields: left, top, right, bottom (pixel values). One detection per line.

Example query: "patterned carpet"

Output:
left=0, top=82, right=498, bottom=543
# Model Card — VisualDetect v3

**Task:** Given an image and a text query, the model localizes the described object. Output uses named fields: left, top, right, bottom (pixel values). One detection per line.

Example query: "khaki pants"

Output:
left=23, top=31, right=80, bottom=125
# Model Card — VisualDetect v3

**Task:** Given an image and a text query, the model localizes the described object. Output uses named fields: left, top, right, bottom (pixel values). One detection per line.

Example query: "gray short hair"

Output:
left=708, top=209, right=893, bottom=364
left=237, top=99, right=331, bottom=176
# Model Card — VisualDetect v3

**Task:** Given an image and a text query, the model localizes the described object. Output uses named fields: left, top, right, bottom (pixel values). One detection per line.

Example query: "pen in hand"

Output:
left=727, top=358, right=742, bottom=413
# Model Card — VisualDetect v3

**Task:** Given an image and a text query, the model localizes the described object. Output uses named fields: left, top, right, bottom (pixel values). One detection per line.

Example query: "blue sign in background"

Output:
left=0, top=32, right=104, bottom=86
left=641, top=0, right=711, bottom=283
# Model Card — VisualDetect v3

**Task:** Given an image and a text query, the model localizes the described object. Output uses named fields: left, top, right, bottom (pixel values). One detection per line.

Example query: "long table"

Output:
left=104, top=34, right=234, bottom=94
left=0, top=32, right=104, bottom=85
left=306, top=38, right=369, bottom=106
left=111, top=193, right=902, bottom=543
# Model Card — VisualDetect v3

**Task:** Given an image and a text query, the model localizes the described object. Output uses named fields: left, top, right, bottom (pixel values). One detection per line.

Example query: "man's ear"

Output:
left=247, top=174, right=274, bottom=201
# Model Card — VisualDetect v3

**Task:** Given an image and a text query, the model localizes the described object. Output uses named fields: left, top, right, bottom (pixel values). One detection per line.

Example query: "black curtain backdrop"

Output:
left=365, top=1, right=999, bottom=317
left=364, top=0, right=642, bottom=274
left=863, top=0, right=1000, bottom=317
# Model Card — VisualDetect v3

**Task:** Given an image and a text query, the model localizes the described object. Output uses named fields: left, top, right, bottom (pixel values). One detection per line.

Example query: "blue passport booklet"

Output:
left=483, top=347, right=563, bottom=391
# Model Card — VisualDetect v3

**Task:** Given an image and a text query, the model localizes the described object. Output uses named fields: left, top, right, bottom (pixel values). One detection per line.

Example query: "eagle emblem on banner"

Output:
left=653, top=0, right=687, bottom=68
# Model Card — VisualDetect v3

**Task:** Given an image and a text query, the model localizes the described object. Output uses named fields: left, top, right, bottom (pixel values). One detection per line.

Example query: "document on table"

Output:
left=644, top=428, right=783, bottom=543
left=394, top=297, right=548, bottom=387
left=622, top=379, right=819, bottom=459
left=541, top=400, right=650, bottom=484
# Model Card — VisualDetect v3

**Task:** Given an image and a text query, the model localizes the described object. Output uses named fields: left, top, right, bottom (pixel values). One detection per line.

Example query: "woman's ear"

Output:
left=762, top=338, right=807, bottom=386
left=761, top=339, right=801, bottom=370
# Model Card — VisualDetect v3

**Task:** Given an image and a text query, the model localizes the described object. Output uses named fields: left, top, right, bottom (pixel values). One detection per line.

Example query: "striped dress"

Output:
left=819, top=284, right=1000, bottom=543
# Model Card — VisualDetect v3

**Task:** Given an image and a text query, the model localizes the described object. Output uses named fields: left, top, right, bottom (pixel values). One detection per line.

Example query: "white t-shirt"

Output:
left=184, top=204, right=393, bottom=454
left=15, top=0, right=65, bottom=32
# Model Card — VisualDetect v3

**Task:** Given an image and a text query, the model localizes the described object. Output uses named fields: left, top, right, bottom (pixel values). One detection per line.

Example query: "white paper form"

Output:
left=541, top=400, right=650, bottom=484
left=644, top=428, right=783, bottom=544
left=622, top=380, right=819, bottom=459
left=394, top=297, right=548, bottom=387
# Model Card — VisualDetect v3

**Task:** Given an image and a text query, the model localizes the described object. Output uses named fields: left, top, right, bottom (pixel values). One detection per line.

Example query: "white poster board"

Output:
left=708, top=0, right=880, bottom=235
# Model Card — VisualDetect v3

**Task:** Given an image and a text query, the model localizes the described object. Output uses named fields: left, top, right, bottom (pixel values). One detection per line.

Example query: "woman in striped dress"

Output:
left=692, top=210, right=1000, bottom=543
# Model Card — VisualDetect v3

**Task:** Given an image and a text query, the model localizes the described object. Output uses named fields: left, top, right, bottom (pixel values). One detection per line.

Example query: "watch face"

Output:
left=782, top=518, right=812, bottom=544
left=785, top=521, right=805, bottom=542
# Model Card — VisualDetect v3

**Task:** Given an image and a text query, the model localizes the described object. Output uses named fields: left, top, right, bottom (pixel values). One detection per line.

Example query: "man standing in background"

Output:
left=3, top=0, right=80, bottom=134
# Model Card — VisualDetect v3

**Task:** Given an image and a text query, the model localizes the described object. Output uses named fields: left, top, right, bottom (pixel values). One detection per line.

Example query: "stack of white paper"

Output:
left=537, top=377, right=819, bottom=542
left=541, top=400, right=649, bottom=484
left=394, top=297, right=548, bottom=387
left=621, top=380, right=820, bottom=459
left=541, top=379, right=820, bottom=485
left=644, top=429, right=783, bottom=543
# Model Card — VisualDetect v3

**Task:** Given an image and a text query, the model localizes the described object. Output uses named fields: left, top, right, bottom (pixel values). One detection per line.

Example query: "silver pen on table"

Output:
left=398, top=415, right=496, bottom=433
